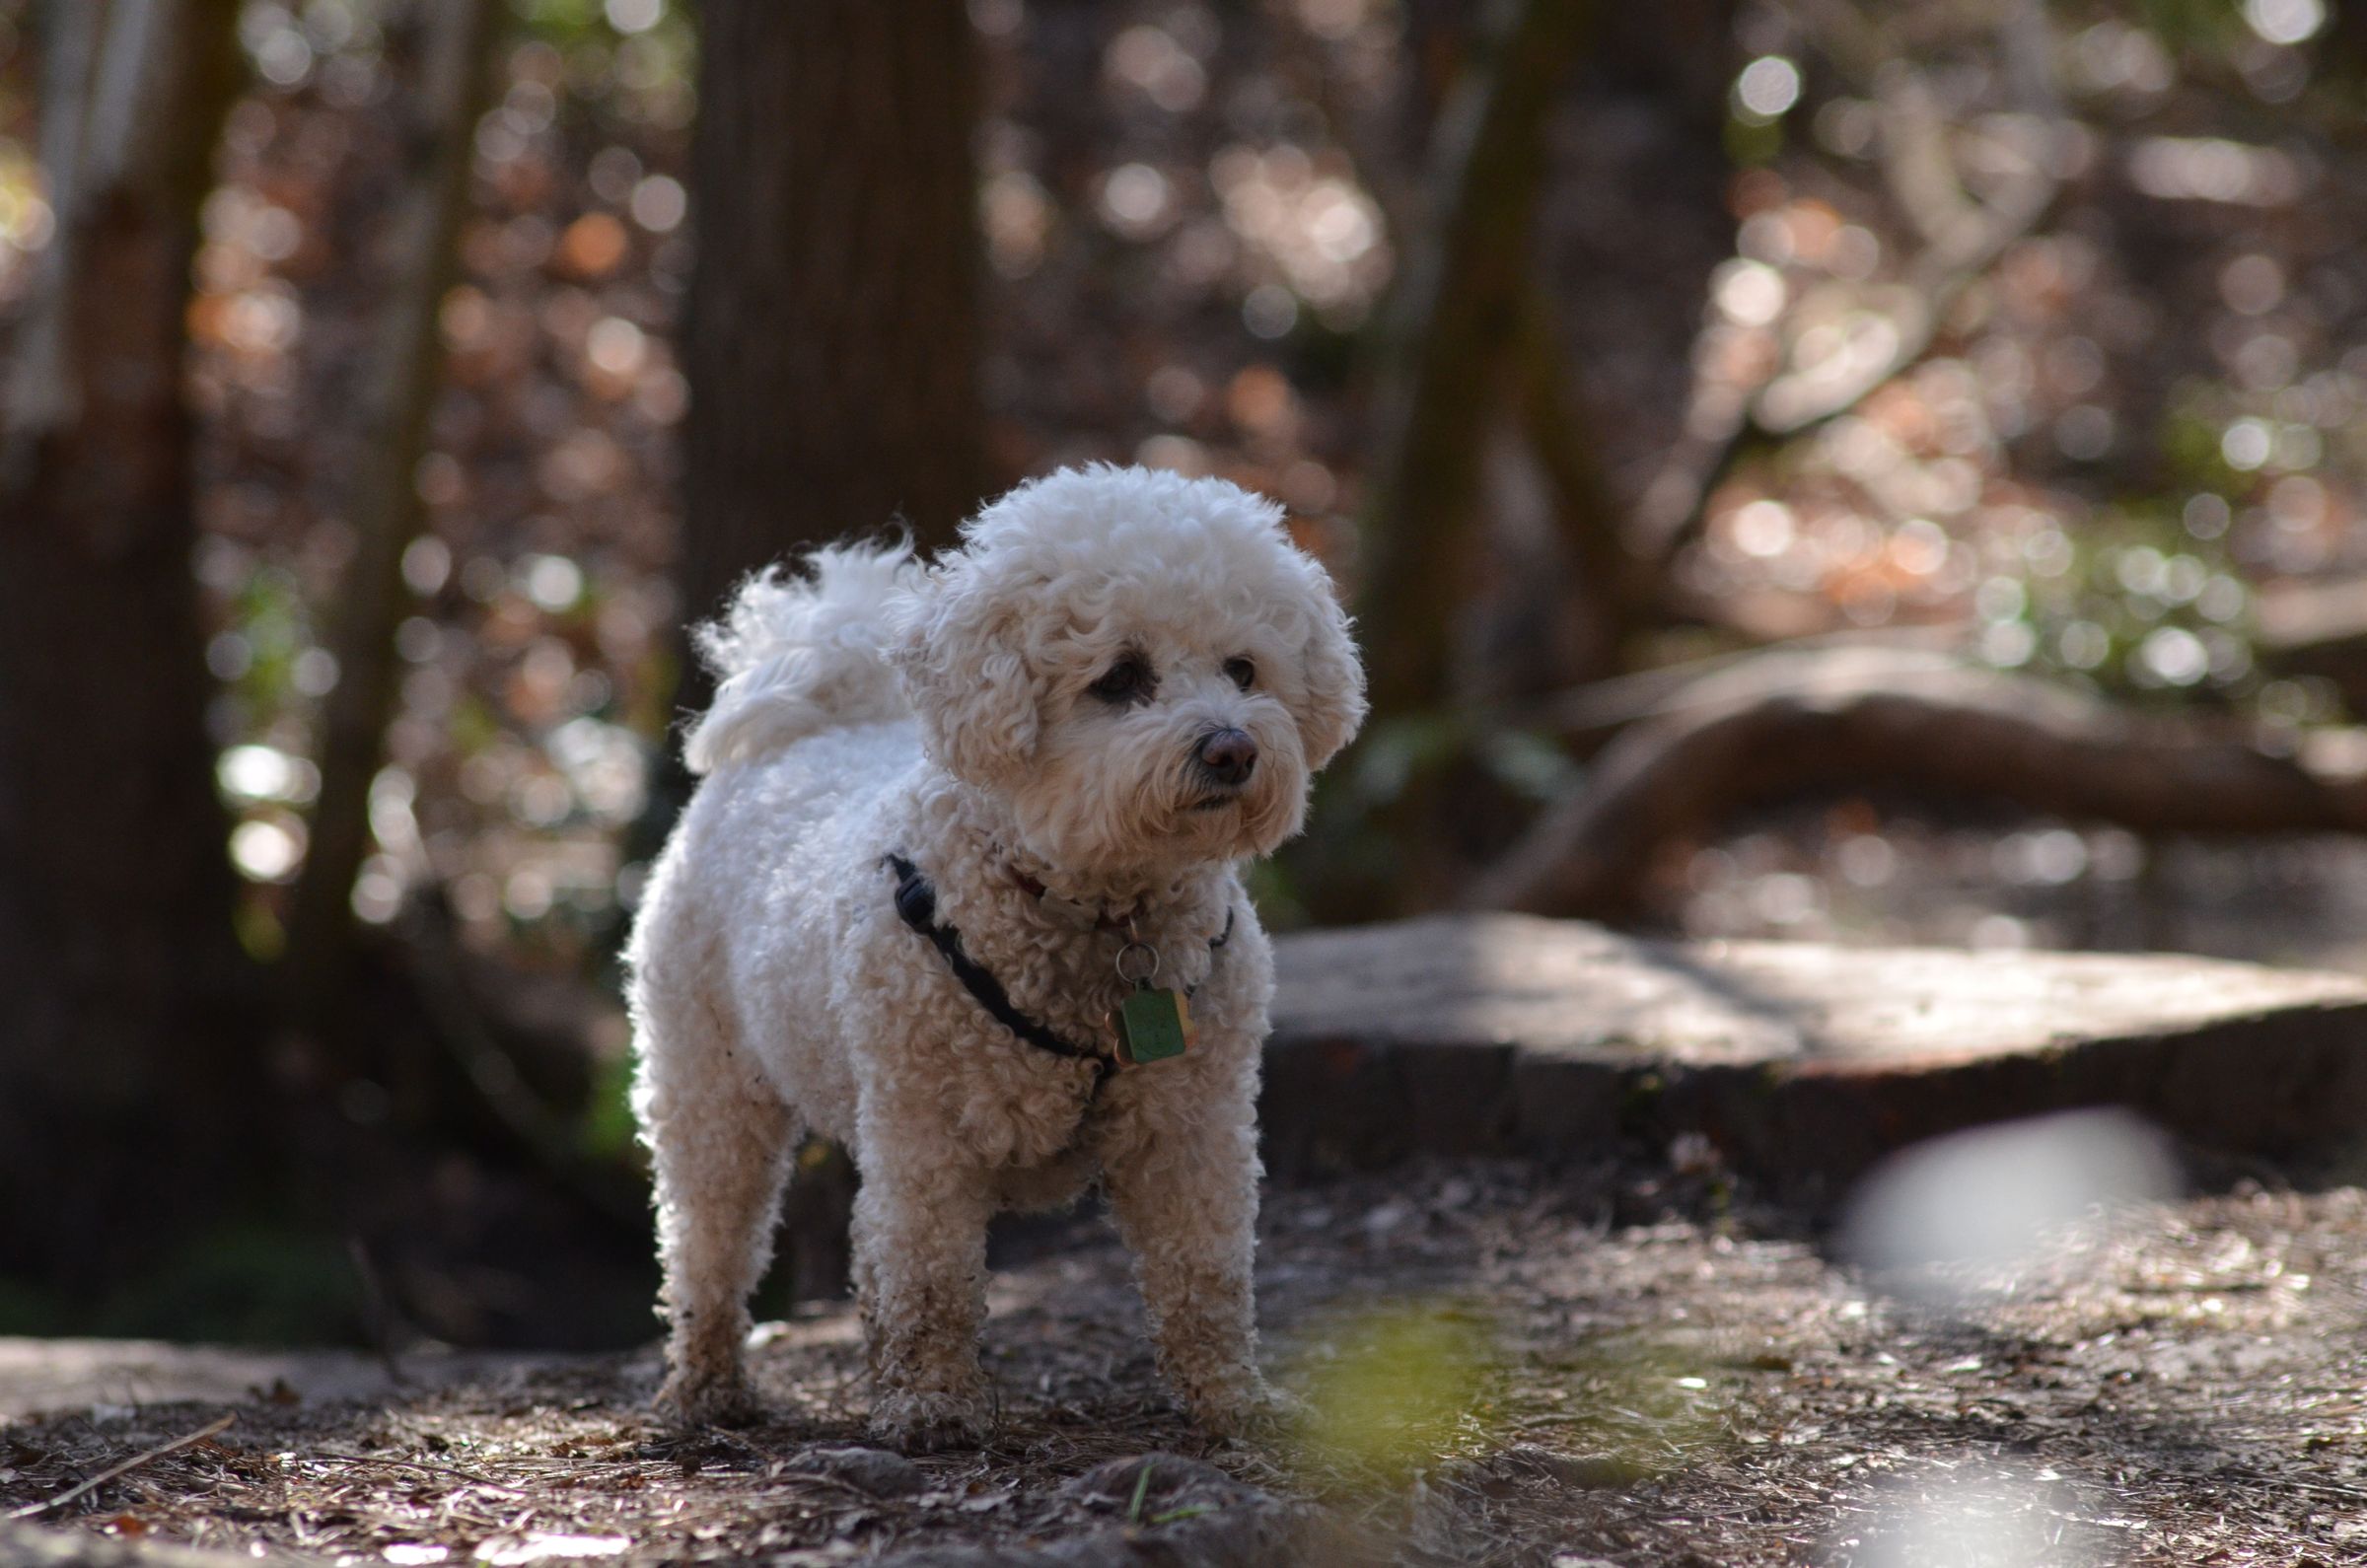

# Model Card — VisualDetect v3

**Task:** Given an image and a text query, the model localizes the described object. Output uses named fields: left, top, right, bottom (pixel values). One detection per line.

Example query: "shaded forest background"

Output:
left=5, top=0, right=2367, bottom=1350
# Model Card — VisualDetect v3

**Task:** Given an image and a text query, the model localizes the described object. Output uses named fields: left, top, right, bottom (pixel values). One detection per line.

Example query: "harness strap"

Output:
left=887, top=852, right=1104, bottom=1069
left=883, top=853, right=1234, bottom=1092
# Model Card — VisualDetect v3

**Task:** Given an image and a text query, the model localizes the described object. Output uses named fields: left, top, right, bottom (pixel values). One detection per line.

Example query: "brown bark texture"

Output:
left=0, top=0, right=251, bottom=1286
left=1351, top=0, right=1590, bottom=726
left=1469, top=649, right=2367, bottom=920
left=677, top=0, right=984, bottom=652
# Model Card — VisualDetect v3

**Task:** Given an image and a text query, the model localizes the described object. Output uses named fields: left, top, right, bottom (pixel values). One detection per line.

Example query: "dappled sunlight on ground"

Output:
left=6, top=1161, right=2365, bottom=1564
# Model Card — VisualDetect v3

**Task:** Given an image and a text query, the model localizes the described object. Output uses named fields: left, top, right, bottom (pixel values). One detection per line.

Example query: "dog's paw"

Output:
left=1190, top=1378, right=1306, bottom=1443
left=871, top=1390, right=992, bottom=1453
left=654, top=1370, right=764, bottom=1430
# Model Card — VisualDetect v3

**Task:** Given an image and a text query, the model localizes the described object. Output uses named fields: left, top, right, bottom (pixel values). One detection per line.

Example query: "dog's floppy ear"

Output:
left=893, top=555, right=1040, bottom=786
left=1294, top=575, right=1367, bottom=772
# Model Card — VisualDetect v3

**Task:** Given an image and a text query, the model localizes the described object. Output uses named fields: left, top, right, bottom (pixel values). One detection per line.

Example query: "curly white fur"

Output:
left=681, top=542, right=923, bottom=774
left=627, top=464, right=1366, bottom=1448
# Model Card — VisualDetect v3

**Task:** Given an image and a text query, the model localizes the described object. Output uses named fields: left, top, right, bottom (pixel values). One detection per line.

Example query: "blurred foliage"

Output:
left=576, top=1047, right=642, bottom=1165
left=507, top=0, right=694, bottom=130
left=1284, top=1301, right=1496, bottom=1488
left=0, top=1222, right=366, bottom=1345
left=1981, top=500, right=2259, bottom=709
left=10, top=0, right=2350, bottom=964
left=1277, top=1299, right=1745, bottom=1500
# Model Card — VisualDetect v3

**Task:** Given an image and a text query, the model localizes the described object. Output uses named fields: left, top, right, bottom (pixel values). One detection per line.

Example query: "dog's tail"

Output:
left=681, top=540, right=920, bottom=774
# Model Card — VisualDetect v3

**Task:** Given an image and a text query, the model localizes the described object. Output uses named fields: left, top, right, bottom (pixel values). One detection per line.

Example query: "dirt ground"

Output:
left=6, top=1159, right=2366, bottom=1566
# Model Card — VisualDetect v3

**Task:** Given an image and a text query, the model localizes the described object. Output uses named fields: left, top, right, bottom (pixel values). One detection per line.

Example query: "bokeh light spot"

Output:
left=2243, top=0, right=2325, bottom=45
left=2220, top=418, right=2272, bottom=470
left=604, top=0, right=663, bottom=36
left=1841, top=1109, right=2178, bottom=1307
left=1734, top=55, right=1802, bottom=122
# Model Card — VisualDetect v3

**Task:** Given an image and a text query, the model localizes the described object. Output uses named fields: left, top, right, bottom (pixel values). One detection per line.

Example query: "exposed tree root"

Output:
left=1470, top=647, right=2367, bottom=918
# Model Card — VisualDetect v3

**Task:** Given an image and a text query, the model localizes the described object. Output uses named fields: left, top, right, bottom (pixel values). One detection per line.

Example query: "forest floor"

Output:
left=5, top=1159, right=2366, bottom=1567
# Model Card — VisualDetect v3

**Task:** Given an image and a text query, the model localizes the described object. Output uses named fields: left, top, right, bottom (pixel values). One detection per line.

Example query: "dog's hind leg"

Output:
left=636, top=983, right=794, bottom=1428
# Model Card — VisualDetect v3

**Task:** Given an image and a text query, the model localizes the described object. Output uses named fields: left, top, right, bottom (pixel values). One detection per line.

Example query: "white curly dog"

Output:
left=626, top=464, right=1366, bottom=1448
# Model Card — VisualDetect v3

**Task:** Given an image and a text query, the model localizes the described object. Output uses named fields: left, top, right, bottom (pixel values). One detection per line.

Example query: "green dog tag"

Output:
left=1116, top=985, right=1194, bottom=1065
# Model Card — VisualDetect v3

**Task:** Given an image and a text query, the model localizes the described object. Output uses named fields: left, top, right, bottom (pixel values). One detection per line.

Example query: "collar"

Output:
left=1004, top=864, right=1134, bottom=932
left=886, top=851, right=1234, bottom=1092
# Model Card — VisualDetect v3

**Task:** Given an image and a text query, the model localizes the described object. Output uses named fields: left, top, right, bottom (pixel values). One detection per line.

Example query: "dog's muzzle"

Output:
left=1192, top=728, right=1257, bottom=789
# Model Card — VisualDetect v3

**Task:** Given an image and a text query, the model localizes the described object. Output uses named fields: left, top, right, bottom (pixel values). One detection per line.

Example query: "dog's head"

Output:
left=893, top=464, right=1366, bottom=876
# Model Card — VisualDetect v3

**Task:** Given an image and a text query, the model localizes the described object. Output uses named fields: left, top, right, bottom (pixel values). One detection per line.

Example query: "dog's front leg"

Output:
left=1103, top=1082, right=1275, bottom=1436
left=851, top=1147, right=994, bottom=1450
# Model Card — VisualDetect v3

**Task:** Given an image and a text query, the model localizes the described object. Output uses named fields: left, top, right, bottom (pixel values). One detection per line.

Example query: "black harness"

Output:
left=884, top=852, right=1234, bottom=1093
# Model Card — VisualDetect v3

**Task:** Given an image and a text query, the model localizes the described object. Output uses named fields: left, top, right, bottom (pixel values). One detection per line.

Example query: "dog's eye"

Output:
left=1090, top=656, right=1151, bottom=703
left=1223, top=657, right=1255, bottom=690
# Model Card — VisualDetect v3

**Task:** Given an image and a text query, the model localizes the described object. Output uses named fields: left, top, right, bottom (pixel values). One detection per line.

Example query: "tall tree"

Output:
left=0, top=0, right=251, bottom=1286
left=679, top=0, right=984, bottom=657
left=1352, top=0, right=1593, bottom=727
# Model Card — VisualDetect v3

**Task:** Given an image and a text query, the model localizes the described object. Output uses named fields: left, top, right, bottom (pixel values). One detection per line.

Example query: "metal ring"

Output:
left=1114, top=941, right=1161, bottom=986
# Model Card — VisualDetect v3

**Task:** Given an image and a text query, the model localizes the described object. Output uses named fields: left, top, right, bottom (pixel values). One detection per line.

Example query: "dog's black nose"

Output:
left=1195, top=728, right=1258, bottom=786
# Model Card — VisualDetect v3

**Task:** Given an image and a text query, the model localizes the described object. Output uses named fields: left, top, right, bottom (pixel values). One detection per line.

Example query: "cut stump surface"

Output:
left=1267, top=914, right=2367, bottom=1185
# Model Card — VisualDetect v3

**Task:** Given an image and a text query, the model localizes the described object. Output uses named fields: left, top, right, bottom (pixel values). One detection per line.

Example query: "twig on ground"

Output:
left=9, top=1414, right=236, bottom=1520
left=302, top=1451, right=534, bottom=1497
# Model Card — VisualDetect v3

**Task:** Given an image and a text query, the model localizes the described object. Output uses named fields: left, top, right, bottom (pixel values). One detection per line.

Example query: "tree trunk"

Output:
left=1508, top=285, right=1650, bottom=683
left=283, top=0, right=506, bottom=1039
left=0, top=0, right=251, bottom=1287
left=678, top=0, right=983, bottom=644
left=1302, top=0, right=1589, bottom=919
left=639, top=0, right=986, bottom=883
left=1351, top=0, right=1591, bottom=728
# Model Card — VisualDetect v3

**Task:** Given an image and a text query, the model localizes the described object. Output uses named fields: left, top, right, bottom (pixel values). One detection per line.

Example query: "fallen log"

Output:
left=1468, top=647, right=2367, bottom=919
left=2258, top=572, right=2367, bottom=712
